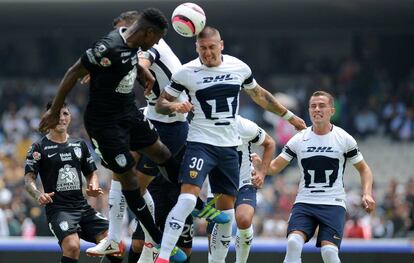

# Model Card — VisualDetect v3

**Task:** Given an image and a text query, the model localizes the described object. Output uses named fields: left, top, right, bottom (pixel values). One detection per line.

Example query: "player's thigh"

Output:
left=151, top=120, right=189, bottom=156
left=315, top=205, right=346, bottom=248
left=208, top=147, right=240, bottom=197
left=86, top=123, right=135, bottom=174
left=286, top=203, right=319, bottom=242
left=47, top=210, right=82, bottom=246
left=179, top=142, right=218, bottom=188
left=78, top=206, right=109, bottom=244
left=130, top=109, right=160, bottom=151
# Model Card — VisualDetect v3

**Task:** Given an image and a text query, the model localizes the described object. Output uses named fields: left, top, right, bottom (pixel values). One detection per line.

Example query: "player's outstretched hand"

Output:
left=39, top=110, right=59, bottom=134
left=289, top=115, right=307, bottom=131
left=37, top=192, right=55, bottom=206
left=252, top=170, right=265, bottom=188
left=362, top=194, right=376, bottom=213
left=86, top=184, right=104, bottom=197
left=174, top=101, right=193, bottom=113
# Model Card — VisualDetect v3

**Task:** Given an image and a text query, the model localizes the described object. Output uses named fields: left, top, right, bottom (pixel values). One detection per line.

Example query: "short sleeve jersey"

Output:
left=236, top=116, right=267, bottom=188
left=80, top=27, right=139, bottom=121
left=138, top=39, right=188, bottom=123
left=280, top=126, right=363, bottom=209
left=164, top=55, right=257, bottom=146
left=24, top=136, right=97, bottom=213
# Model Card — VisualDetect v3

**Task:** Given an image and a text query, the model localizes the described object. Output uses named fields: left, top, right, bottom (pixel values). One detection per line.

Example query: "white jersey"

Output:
left=164, top=55, right=257, bottom=146
left=206, top=116, right=266, bottom=197
left=280, top=125, right=363, bottom=209
left=236, top=116, right=267, bottom=188
left=139, top=39, right=188, bottom=123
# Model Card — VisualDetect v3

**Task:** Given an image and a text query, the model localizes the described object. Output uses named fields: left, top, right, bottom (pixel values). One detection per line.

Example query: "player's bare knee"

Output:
left=235, top=214, right=252, bottom=229
left=131, top=239, right=144, bottom=253
left=117, top=170, right=140, bottom=190
left=62, top=237, right=80, bottom=257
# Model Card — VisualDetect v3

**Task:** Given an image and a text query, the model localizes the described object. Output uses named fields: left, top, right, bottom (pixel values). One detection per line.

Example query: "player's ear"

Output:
left=331, top=106, right=336, bottom=116
left=220, top=40, right=224, bottom=51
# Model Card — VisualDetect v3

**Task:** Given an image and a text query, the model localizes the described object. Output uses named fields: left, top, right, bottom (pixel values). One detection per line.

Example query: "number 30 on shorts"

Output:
left=189, top=157, right=204, bottom=171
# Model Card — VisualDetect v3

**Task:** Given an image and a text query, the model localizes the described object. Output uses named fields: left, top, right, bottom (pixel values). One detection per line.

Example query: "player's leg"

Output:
left=208, top=147, right=239, bottom=263
left=47, top=210, right=82, bottom=262
left=86, top=175, right=126, bottom=256
left=155, top=142, right=215, bottom=263
left=128, top=221, right=146, bottom=263
left=315, top=205, right=346, bottom=263
left=61, top=233, right=81, bottom=262
left=234, top=185, right=257, bottom=263
left=283, top=203, right=318, bottom=263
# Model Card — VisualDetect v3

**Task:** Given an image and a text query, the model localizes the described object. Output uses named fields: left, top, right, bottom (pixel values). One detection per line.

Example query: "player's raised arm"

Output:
left=39, top=59, right=88, bottom=133
left=244, top=84, right=306, bottom=130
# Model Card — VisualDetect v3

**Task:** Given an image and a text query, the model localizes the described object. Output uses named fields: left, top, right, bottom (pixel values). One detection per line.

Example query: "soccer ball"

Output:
left=171, top=2, right=206, bottom=37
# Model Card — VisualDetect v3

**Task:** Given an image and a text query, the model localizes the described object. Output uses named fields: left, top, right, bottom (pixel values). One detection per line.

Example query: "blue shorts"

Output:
left=235, top=185, right=257, bottom=209
left=287, top=203, right=346, bottom=248
left=179, top=142, right=239, bottom=196
left=137, top=120, right=188, bottom=176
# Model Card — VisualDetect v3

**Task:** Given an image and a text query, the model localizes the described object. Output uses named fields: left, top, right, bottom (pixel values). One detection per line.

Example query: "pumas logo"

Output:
left=189, top=170, right=198, bottom=179
left=202, top=74, right=233, bottom=83
left=306, top=146, right=334, bottom=153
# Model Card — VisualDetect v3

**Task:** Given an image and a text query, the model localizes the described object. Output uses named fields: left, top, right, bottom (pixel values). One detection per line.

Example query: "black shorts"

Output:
left=85, top=108, right=159, bottom=173
left=132, top=182, right=193, bottom=248
left=47, top=205, right=108, bottom=245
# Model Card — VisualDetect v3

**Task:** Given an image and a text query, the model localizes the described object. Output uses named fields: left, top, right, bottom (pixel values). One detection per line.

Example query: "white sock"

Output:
left=209, top=209, right=235, bottom=263
left=236, top=225, right=254, bottom=263
left=283, top=233, right=304, bottom=263
left=321, top=245, right=340, bottom=263
left=158, top=193, right=197, bottom=260
left=138, top=190, right=156, bottom=262
left=108, top=180, right=125, bottom=243
left=142, top=190, right=155, bottom=219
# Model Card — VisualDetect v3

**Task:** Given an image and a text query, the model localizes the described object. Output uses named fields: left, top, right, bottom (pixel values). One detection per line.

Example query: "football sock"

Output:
left=108, top=180, right=125, bottom=243
left=122, top=189, right=162, bottom=244
left=158, top=193, right=197, bottom=260
left=142, top=190, right=155, bottom=218
left=128, top=245, right=141, bottom=263
left=158, top=156, right=180, bottom=184
left=321, top=245, right=340, bottom=263
left=236, top=225, right=254, bottom=263
left=209, top=209, right=235, bottom=263
left=195, top=196, right=205, bottom=210
left=106, top=255, right=123, bottom=263
left=283, top=233, right=304, bottom=263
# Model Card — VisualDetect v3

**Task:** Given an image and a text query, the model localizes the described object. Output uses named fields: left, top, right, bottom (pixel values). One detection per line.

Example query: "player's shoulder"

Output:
left=182, top=57, right=203, bottom=69
left=289, top=127, right=311, bottom=143
left=332, top=125, right=354, bottom=139
left=67, top=137, right=87, bottom=146
left=236, top=115, right=259, bottom=133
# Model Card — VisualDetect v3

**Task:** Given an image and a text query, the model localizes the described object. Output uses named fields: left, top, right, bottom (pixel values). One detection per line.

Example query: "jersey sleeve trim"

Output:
left=250, top=128, right=266, bottom=145
left=282, top=145, right=297, bottom=160
left=164, top=82, right=182, bottom=97
left=242, top=75, right=257, bottom=89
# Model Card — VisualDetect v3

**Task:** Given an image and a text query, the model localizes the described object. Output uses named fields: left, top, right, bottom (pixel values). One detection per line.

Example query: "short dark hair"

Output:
left=113, top=10, right=140, bottom=27
left=310, top=91, right=335, bottom=106
left=46, top=101, right=68, bottom=111
left=140, top=8, right=168, bottom=31
left=197, top=26, right=221, bottom=40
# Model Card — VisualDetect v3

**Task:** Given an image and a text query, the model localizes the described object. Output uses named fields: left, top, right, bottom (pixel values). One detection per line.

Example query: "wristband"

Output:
left=282, top=110, right=294, bottom=120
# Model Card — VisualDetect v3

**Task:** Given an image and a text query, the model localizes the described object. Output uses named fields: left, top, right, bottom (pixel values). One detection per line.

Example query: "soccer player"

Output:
left=252, top=91, right=376, bottom=263
left=24, top=102, right=121, bottom=263
left=39, top=8, right=186, bottom=262
left=206, top=115, right=276, bottom=263
left=154, top=26, right=306, bottom=263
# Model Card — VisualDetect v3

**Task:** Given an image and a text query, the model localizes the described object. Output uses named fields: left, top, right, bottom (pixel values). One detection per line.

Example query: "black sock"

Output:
left=159, top=156, right=180, bottom=184
left=122, top=189, right=162, bottom=244
left=106, top=255, right=123, bottom=263
left=195, top=197, right=205, bottom=210
left=128, top=245, right=142, bottom=263
left=60, top=256, right=77, bottom=263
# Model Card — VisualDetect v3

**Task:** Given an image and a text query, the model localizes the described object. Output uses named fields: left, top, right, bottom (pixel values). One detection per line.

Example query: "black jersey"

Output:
left=81, top=27, right=139, bottom=122
left=24, top=136, right=97, bottom=213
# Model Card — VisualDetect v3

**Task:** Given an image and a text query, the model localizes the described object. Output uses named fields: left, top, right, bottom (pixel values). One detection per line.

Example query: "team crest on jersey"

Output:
left=73, top=147, right=82, bottom=159
left=59, top=221, right=69, bottom=231
left=189, top=170, right=198, bottom=179
left=115, top=154, right=127, bottom=167
left=32, top=151, right=41, bottom=161
left=100, top=57, right=112, bottom=67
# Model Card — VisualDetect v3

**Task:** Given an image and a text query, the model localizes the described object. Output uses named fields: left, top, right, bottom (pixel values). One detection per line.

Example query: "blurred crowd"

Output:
left=0, top=52, right=414, bottom=241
